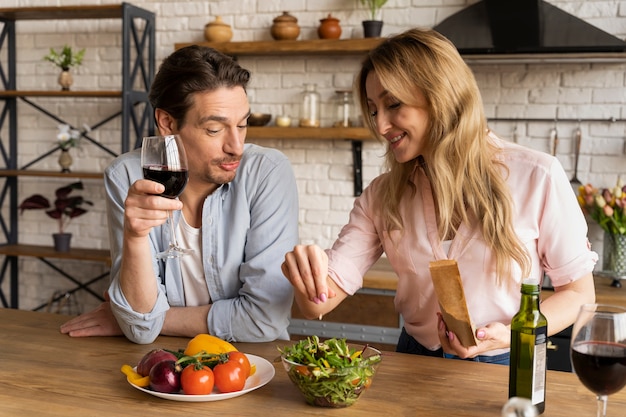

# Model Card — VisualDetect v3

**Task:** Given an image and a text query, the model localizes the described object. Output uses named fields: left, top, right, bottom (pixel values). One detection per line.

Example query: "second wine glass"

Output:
left=141, top=134, right=192, bottom=258
left=570, top=303, right=626, bottom=417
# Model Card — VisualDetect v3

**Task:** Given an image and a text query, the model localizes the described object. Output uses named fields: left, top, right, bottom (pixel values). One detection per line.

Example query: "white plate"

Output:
left=127, top=354, right=275, bottom=402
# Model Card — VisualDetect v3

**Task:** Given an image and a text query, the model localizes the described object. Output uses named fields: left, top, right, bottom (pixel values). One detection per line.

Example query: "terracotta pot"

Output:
left=53, top=233, right=72, bottom=252
left=204, top=16, right=233, bottom=42
left=271, top=11, right=300, bottom=41
left=58, top=69, right=73, bottom=91
left=318, top=14, right=341, bottom=39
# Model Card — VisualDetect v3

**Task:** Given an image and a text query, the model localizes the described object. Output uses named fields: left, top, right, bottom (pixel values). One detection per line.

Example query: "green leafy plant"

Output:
left=578, top=177, right=626, bottom=235
left=358, top=0, right=388, bottom=21
left=43, top=45, right=85, bottom=70
left=19, top=182, right=93, bottom=234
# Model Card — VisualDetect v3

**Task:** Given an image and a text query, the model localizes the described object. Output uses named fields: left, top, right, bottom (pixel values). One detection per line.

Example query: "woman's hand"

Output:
left=436, top=313, right=510, bottom=358
left=281, top=244, right=343, bottom=319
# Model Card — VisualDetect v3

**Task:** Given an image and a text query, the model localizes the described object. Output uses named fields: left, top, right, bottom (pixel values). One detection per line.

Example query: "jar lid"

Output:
left=274, top=11, right=297, bottom=23
left=206, top=16, right=230, bottom=28
left=320, top=14, right=339, bottom=23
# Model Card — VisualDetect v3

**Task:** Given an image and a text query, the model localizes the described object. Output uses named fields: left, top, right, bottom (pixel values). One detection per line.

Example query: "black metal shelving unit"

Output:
left=0, top=3, right=155, bottom=308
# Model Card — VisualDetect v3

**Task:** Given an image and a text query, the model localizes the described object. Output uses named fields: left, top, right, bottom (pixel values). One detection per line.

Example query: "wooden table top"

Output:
left=1, top=308, right=625, bottom=416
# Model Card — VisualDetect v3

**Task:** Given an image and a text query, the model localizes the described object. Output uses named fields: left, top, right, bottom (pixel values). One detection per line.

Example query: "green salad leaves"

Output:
left=279, top=336, right=382, bottom=407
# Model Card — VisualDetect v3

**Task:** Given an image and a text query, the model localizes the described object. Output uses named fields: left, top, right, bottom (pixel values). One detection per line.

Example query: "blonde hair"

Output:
left=356, top=28, right=531, bottom=282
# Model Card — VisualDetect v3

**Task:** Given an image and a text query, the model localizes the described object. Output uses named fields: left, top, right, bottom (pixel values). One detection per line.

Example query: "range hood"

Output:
left=433, top=0, right=626, bottom=61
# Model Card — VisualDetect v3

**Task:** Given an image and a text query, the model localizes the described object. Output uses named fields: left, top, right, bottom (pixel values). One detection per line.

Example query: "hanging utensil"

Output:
left=550, top=126, right=558, bottom=156
left=570, top=126, right=582, bottom=187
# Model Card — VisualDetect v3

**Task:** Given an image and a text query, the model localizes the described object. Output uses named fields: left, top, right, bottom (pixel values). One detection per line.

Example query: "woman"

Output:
left=281, top=28, right=596, bottom=363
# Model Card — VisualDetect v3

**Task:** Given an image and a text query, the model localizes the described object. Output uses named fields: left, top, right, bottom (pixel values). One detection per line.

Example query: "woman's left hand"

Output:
left=436, top=313, right=510, bottom=358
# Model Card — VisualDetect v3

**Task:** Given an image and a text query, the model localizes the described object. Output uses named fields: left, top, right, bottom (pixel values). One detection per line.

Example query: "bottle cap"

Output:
left=501, top=397, right=538, bottom=417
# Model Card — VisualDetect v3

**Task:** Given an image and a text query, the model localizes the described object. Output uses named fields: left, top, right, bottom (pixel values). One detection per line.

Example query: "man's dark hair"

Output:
left=149, top=45, right=251, bottom=127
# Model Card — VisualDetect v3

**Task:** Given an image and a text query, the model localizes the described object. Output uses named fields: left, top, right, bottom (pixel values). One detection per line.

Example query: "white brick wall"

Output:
left=2, top=0, right=625, bottom=312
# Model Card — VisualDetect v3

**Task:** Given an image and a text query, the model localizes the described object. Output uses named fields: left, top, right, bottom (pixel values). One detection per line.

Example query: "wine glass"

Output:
left=141, top=135, right=192, bottom=258
left=570, top=303, right=626, bottom=417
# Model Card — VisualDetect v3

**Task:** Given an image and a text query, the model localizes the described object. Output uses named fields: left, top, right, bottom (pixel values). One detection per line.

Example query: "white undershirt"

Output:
left=177, top=214, right=210, bottom=306
left=442, top=240, right=452, bottom=256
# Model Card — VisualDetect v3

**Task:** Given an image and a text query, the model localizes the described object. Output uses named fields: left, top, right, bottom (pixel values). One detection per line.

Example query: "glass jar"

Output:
left=299, top=83, right=321, bottom=127
left=333, top=90, right=354, bottom=127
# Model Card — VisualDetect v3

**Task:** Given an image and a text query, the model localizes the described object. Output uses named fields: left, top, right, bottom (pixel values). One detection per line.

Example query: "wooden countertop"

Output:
left=2, top=308, right=625, bottom=416
left=363, top=259, right=626, bottom=308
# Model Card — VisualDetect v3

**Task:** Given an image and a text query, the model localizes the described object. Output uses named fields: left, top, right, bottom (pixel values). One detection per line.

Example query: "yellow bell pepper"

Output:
left=120, top=364, right=150, bottom=387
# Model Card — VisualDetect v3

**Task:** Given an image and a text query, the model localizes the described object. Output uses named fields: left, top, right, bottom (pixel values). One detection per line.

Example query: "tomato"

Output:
left=227, top=351, right=251, bottom=378
left=180, top=364, right=215, bottom=395
left=213, top=358, right=247, bottom=393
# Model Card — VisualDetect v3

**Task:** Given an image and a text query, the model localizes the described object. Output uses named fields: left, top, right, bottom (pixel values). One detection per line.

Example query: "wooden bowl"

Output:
left=248, top=113, right=272, bottom=126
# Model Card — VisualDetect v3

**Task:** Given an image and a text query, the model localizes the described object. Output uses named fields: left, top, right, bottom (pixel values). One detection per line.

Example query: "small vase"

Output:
left=58, top=149, right=73, bottom=173
left=53, top=233, right=72, bottom=252
left=362, top=20, right=383, bottom=38
left=58, top=69, right=73, bottom=91
left=603, top=232, right=626, bottom=275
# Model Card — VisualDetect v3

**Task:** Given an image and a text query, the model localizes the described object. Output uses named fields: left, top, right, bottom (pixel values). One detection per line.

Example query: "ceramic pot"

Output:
left=362, top=20, right=383, bottom=38
left=58, top=69, right=73, bottom=91
left=318, top=14, right=341, bottom=39
left=58, top=149, right=73, bottom=172
left=204, top=16, right=233, bottom=42
left=53, top=233, right=72, bottom=252
left=271, top=11, right=300, bottom=41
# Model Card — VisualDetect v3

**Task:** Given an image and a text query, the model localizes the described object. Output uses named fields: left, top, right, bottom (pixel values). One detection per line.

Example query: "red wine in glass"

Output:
left=571, top=304, right=626, bottom=417
left=142, top=165, right=188, bottom=198
left=141, top=135, right=192, bottom=259
left=571, top=341, right=626, bottom=396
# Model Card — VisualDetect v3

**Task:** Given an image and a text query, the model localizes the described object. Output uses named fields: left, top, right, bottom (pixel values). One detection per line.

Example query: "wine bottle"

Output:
left=508, top=281, right=547, bottom=414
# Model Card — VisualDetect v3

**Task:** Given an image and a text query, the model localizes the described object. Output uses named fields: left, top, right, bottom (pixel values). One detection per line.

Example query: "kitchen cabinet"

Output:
left=289, top=258, right=401, bottom=350
left=544, top=276, right=626, bottom=372
left=0, top=4, right=155, bottom=309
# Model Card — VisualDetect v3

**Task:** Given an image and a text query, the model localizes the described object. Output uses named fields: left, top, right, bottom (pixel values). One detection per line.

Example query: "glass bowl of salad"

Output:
left=279, top=336, right=382, bottom=407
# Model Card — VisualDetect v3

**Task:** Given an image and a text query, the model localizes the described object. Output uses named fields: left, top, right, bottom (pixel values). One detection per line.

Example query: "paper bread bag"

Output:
left=429, top=259, right=478, bottom=347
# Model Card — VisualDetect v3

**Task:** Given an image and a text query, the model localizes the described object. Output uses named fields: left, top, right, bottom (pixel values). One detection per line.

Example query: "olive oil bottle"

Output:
left=508, top=281, right=547, bottom=414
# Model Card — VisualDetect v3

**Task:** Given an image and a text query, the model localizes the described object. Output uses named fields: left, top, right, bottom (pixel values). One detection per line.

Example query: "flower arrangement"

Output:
left=19, top=182, right=92, bottom=235
left=578, top=177, right=626, bottom=235
left=358, top=0, right=388, bottom=21
left=43, top=45, right=85, bottom=71
left=57, top=124, right=81, bottom=150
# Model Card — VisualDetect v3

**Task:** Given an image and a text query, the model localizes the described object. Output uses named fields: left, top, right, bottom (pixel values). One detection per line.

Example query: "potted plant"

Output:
left=578, top=177, right=626, bottom=287
left=43, top=45, right=86, bottom=90
left=358, top=0, right=388, bottom=38
left=55, top=124, right=82, bottom=172
left=19, top=182, right=93, bottom=252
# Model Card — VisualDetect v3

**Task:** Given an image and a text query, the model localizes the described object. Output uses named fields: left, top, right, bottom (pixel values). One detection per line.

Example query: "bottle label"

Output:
left=531, top=327, right=547, bottom=405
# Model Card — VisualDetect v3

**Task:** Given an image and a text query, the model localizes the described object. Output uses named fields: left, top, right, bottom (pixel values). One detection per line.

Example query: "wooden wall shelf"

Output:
left=0, top=170, right=104, bottom=179
left=175, top=38, right=384, bottom=56
left=0, top=91, right=122, bottom=98
left=0, top=4, right=138, bottom=20
left=0, top=244, right=110, bottom=264
left=247, top=126, right=374, bottom=141
left=175, top=39, right=626, bottom=63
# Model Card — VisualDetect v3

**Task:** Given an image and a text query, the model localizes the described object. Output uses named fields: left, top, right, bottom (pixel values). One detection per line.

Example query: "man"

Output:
left=60, top=46, right=299, bottom=344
